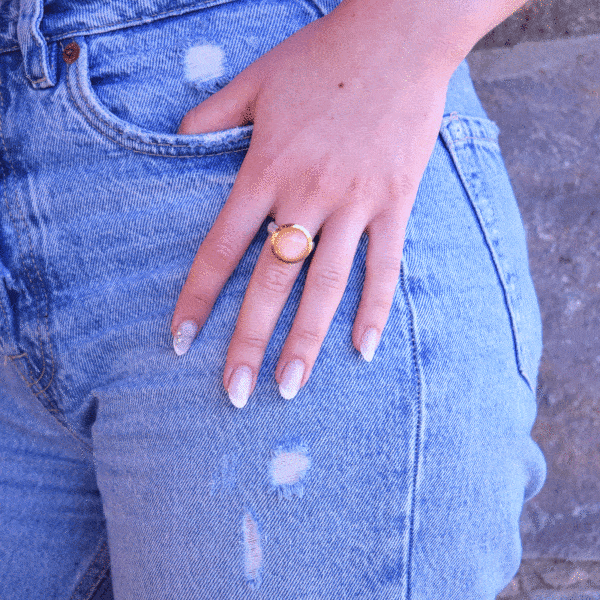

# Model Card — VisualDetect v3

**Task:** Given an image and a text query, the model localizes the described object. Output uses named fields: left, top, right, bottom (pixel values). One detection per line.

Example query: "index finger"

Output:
left=170, top=155, right=273, bottom=355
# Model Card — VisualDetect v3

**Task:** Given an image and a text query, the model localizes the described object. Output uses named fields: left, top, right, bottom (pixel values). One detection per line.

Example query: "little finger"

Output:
left=351, top=210, right=407, bottom=363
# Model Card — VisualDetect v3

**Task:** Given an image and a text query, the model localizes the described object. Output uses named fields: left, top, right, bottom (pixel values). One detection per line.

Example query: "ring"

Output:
left=268, top=221, right=314, bottom=264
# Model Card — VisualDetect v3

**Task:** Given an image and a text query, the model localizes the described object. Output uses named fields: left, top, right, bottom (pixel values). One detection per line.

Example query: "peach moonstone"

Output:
left=271, top=225, right=311, bottom=263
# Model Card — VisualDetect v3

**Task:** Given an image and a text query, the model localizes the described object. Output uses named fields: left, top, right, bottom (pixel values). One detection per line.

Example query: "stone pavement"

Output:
left=466, top=1, right=600, bottom=597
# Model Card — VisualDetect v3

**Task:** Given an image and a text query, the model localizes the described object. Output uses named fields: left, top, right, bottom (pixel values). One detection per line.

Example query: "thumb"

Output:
left=177, top=72, right=257, bottom=135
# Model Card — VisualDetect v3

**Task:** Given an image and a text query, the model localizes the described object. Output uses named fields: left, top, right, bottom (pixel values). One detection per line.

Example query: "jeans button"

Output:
left=62, top=41, right=80, bottom=64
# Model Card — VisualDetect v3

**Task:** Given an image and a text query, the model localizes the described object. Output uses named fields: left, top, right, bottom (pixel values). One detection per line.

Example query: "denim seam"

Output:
left=399, top=257, right=424, bottom=600
left=68, top=89, right=250, bottom=157
left=68, top=43, right=197, bottom=148
left=444, top=112, right=500, bottom=143
left=7, top=357, right=94, bottom=451
left=65, top=44, right=252, bottom=156
left=0, top=0, right=241, bottom=55
left=0, top=79, right=73, bottom=435
left=69, top=539, right=111, bottom=600
left=450, top=136, right=498, bottom=143
left=1, top=0, right=324, bottom=55
left=440, top=127, right=534, bottom=394
left=0, top=84, right=53, bottom=389
left=10, top=352, right=45, bottom=393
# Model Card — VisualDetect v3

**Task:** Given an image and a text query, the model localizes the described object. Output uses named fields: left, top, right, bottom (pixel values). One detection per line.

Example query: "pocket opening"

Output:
left=64, top=36, right=254, bottom=157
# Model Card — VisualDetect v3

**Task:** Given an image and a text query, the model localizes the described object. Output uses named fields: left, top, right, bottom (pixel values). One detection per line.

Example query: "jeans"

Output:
left=0, top=0, right=547, bottom=598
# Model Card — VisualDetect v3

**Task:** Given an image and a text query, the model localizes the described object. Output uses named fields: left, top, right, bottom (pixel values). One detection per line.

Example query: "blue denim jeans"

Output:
left=0, top=1, right=547, bottom=598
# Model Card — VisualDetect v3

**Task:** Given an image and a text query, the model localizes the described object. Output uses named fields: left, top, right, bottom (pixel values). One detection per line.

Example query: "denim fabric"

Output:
left=0, top=1, right=547, bottom=599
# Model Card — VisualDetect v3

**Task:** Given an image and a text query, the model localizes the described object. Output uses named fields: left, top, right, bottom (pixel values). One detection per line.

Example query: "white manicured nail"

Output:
left=228, top=365, right=253, bottom=408
left=173, top=320, right=198, bottom=356
left=360, top=328, right=378, bottom=362
left=279, top=359, right=305, bottom=400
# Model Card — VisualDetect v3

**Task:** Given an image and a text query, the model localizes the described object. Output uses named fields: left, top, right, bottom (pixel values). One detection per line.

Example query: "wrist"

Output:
left=331, top=0, right=531, bottom=74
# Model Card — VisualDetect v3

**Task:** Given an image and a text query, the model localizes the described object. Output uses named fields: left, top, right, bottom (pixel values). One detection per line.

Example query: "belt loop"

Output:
left=17, top=0, right=56, bottom=89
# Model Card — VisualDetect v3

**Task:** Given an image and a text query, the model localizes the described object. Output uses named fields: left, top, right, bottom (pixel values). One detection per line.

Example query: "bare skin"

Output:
left=170, top=0, right=529, bottom=407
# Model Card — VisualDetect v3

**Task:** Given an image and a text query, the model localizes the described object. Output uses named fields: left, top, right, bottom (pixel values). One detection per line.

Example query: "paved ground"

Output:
left=467, top=1, right=600, bottom=598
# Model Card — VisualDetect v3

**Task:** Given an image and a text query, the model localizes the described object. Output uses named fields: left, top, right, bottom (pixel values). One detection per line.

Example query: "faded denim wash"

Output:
left=0, top=0, right=547, bottom=598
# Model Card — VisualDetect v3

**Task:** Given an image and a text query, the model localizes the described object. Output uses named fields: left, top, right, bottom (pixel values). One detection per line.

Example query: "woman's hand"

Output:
left=170, top=0, right=465, bottom=408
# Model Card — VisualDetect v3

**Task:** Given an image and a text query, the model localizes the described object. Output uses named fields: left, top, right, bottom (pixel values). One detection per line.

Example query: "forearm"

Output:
left=330, top=0, right=533, bottom=75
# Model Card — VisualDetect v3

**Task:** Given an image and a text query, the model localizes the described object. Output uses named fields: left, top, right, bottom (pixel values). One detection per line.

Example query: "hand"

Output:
left=170, top=0, right=461, bottom=408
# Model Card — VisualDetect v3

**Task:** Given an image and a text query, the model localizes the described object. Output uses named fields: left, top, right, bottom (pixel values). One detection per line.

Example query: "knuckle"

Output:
left=293, top=326, right=322, bottom=348
left=370, top=293, right=394, bottom=316
left=391, top=173, right=418, bottom=200
left=262, top=265, right=291, bottom=295
left=212, top=239, right=239, bottom=268
left=313, top=264, right=345, bottom=293
left=236, top=330, right=268, bottom=351
left=186, top=288, right=214, bottom=313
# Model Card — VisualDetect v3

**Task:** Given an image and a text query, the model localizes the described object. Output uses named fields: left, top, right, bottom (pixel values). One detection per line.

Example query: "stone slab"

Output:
left=529, top=593, right=600, bottom=600
left=467, top=34, right=600, bottom=562
left=474, top=0, right=600, bottom=50
left=497, top=559, right=600, bottom=599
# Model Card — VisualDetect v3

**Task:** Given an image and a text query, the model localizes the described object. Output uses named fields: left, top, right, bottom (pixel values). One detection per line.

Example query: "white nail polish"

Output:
left=279, top=359, right=305, bottom=400
left=173, top=320, right=198, bottom=356
left=360, top=328, right=378, bottom=362
left=228, top=365, right=253, bottom=408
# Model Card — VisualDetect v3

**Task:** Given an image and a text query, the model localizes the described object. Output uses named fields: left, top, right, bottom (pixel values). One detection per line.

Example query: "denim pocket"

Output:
left=62, top=0, right=323, bottom=157
left=440, top=112, right=543, bottom=393
left=64, top=33, right=253, bottom=157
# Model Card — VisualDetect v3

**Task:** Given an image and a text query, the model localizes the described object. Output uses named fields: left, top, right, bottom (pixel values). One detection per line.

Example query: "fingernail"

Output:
left=228, top=365, right=253, bottom=409
left=279, top=358, right=305, bottom=400
left=360, top=327, right=378, bottom=362
left=173, top=320, right=198, bottom=356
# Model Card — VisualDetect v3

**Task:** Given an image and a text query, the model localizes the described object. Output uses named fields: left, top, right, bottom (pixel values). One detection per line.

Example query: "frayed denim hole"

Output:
left=269, top=441, right=311, bottom=500
left=242, top=509, right=263, bottom=589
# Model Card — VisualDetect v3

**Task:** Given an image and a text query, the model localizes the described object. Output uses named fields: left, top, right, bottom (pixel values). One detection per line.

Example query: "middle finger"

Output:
left=224, top=211, right=362, bottom=408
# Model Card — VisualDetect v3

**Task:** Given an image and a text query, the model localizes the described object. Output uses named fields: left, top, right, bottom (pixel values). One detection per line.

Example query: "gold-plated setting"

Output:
left=269, top=223, right=313, bottom=264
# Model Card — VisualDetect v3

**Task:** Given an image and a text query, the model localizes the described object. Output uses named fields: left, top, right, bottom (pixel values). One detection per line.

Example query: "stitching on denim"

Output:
left=467, top=207, right=533, bottom=393
left=0, top=94, right=46, bottom=385
left=0, top=79, right=56, bottom=391
left=0, top=0, right=238, bottom=56
left=68, top=46, right=189, bottom=147
left=66, top=61, right=251, bottom=157
left=5, top=352, right=39, bottom=391
left=10, top=356, right=56, bottom=408
left=441, top=124, right=534, bottom=394
left=9, top=356, right=93, bottom=451
left=449, top=136, right=498, bottom=144
left=400, top=258, right=424, bottom=600
left=70, top=539, right=111, bottom=600
left=444, top=113, right=499, bottom=144
left=67, top=47, right=252, bottom=152
left=69, top=88, right=251, bottom=157
left=52, top=0, right=235, bottom=44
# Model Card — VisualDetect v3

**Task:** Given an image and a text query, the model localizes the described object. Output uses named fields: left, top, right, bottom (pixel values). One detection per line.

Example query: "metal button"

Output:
left=63, top=41, right=80, bottom=65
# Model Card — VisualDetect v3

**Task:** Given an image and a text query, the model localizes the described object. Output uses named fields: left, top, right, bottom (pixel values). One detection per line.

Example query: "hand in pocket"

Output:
left=170, top=0, right=459, bottom=408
